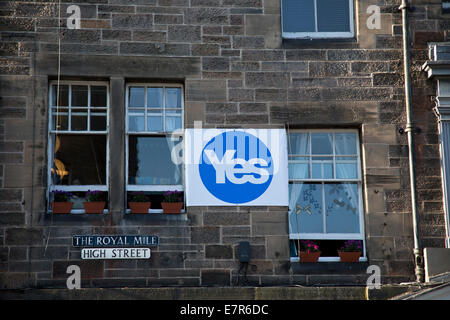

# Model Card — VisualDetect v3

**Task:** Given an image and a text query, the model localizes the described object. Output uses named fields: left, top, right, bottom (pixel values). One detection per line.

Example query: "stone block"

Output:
left=205, top=103, right=237, bottom=113
left=201, top=270, right=231, bottom=286
left=191, top=44, right=220, bottom=56
left=185, top=102, right=205, bottom=126
left=309, top=62, right=350, bottom=77
left=154, top=14, right=183, bottom=25
left=255, top=89, right=287, bottom=102
left=228, top=88, right=254, bottom=102
left=5, top=228, right=43, bottom=246
left=0, top=212, right=25, bottom=226
left=266, top=236, right=290, bottom=259
left=363, top=144, right=389, bottom=168
left=191, top=226, right=220, bottom=244
left=185, top=80, right=227, bottom=102
left=102, top=30, right=132, bottom=41
left=132, top=31, right=166, bottom=42
left=222, top=0, right=262, bottom=7
left=239, top=102, right=267, bottom=113
left=242, top=50, right=284, bottom=61
left=286, top=50, right=326, bottom=61
left=362, top=124, right=397, bottom=144
left=0, top=188, right=23, bottom=202
left=202, top=57, right=230, bottom=71
left=119, top=42, right=190, bottom=56
left=186, top=8, right=229, bottom=25
left=205, top=245, right=233, bottom=259
left=372, top=72, right=403, bottom=87
left=112, top=14, right=153, bottom=29
left=204, top=211, right=250, bottom=225
left=225, top=114, right=268, bottom=124
left=232, top=36, right=265, bottom=49
left=251, top=211, right=288, bottom=236
left=245, top=72, right=289, bottom=88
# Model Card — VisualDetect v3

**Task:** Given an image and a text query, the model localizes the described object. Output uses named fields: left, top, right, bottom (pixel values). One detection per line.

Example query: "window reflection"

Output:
left=128, top=136, right=182, bottom=185
left=51, top=135, right=106, bottom=185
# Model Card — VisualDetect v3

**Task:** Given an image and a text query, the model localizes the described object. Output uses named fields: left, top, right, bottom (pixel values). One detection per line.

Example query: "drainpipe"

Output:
left=399, top=0, right=424, bottom=283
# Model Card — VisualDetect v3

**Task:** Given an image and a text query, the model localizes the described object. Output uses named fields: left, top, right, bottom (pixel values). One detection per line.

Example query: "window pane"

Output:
left=147, top=116, right=163, bottom=132
left=129, top=116, right=145, bottom=132
left=52, top=85, right=69, bottom=107
left=288, top=133, right=309, bottom=155
left=90, top=115, right=106, bottom=131
left=165, top=116, right=182, bottom=132
left=91, top=86, right=107, bottom=107
left=71, top=115, right=87, bottom=131
left=128, top=136, right=182, bottom=185
left=312, top=162, right=333, bottom=179
left=147, top=87, right=163, bottom=108
left=289, top=162, right=310, bottom=179
left=71, top=85, right=88, bottom=106
left=317, top=0, right=351, bottom=32
left=289, top=183, right=323, bottom=233
left=311, top=133, right=332, bottom=154
left=166, top=88, right=182, bottom=108
left=336, top=162, right=357, bottom=179
left=325, top=183, right=360, bottom=233
left=51, top=135, right=106, bottom=185
left=129, top=87, right=145, bottom=108
left=52, top=111, right=68, bottom=131
left=282, top=0, right=315, bottom=33
left=335, top=133, right=357, bottom=155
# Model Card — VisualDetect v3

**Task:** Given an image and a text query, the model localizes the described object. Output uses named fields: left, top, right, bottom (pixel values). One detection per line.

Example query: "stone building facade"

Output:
left=0, top=0, right=449, bottom=289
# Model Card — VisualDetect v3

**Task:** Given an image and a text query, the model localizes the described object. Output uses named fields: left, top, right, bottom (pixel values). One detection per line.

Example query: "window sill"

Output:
left=281, top=37, right=358, bottom=49
left=290, top=260, right=370, bottom=275
left=290, top=257, right=367, bottom=263
left=123, top=211, right=188, bottom=223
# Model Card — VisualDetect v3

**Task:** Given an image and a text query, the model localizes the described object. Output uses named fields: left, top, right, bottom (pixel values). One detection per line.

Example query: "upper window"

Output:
left=287, top=130, right=365, bottom=261
left=48, top=81, right=109, bottom=213
left=282, top=0, right=354, bottom=39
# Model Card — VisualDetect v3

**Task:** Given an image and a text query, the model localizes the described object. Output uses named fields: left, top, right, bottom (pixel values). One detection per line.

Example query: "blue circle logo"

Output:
left=199, top=131, right=273, bottom=204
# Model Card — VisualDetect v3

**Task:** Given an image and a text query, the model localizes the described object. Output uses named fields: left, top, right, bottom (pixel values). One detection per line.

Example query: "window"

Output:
left=282, top=0, right=354, bottom=39
left=48, top=81, right=109, bottom=213
left=287, top=130, right=365, bottom=261
left=126, top=84, right=184, bottom=212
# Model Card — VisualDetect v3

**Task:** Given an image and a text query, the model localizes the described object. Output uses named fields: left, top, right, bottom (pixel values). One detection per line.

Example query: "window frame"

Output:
left=281, top=0, right=355, bottom=39
left=125, top=83, right=185, bottom=212
left=47, top=80, right=110, bottom=214
left=287, top=129, right=366, bottom=262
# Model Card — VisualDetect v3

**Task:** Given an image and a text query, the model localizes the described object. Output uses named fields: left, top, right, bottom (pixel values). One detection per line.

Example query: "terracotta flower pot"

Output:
left=83, top=201, right=106, bottom=214
left=129, top=202, right=151, bottom=214
left=299, top=251, right=321, bottom=263
left=161, top=202, right=183, bottom=214
left=51, top=202, right=73, bottom=214
left=338, top=251, right=361, bottom=262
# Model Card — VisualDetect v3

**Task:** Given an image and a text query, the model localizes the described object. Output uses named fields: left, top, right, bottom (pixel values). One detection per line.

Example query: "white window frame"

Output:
left=47, top=80, right=110, bottom=214
left=288, top=129, right=366, bottom=262
left=125, top=83, right=185, bottom=213
left=281, top=0, right=355, bottom=39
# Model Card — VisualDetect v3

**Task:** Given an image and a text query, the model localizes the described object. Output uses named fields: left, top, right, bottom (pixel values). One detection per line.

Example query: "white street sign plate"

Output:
left=81, top=248, right=151, bottom=260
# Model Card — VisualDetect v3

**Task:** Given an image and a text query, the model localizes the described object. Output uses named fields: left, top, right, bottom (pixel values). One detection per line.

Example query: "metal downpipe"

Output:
left=400, top=0, right=424, bottom=283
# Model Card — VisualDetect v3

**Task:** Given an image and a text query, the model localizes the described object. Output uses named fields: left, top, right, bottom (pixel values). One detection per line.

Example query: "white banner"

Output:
left=185, top=129, right=289, bottom=206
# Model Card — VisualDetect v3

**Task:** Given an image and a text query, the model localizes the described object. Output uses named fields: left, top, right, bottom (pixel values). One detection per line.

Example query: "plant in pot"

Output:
left=298, top=240, right=321, bottom=263
left=128, top=192, right=151, bottom=214
left=161, top=190, right=183, bottom=214
left=51, top=190, right=73, bottom=214
left=83, top=190, right=106, bottom=214
left=338, top=240, right=362, bottom=262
